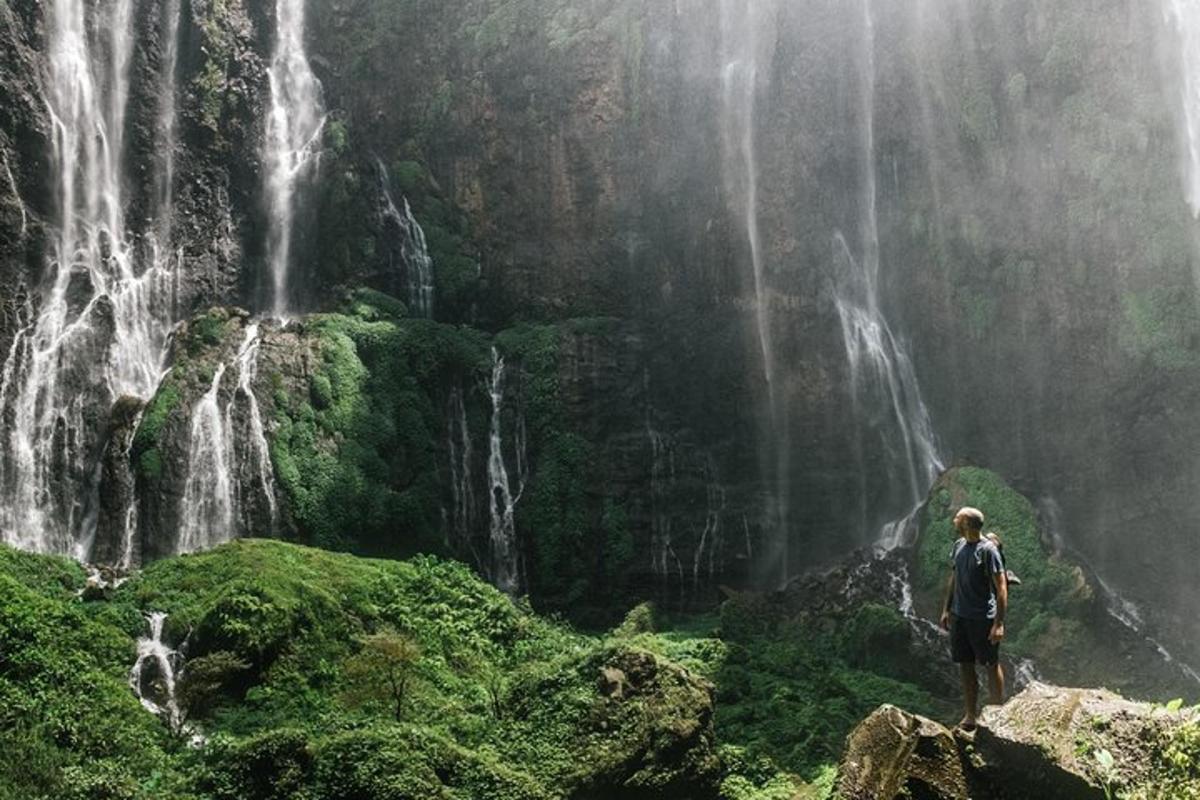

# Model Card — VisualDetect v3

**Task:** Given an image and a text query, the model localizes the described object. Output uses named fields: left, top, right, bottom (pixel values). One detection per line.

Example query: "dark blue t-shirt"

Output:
left=950, top=538, right=1003, bottom=620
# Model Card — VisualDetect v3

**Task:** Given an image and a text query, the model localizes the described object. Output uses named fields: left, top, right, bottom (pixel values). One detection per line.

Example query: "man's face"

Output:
left=953, top=512, right=967, bottom=534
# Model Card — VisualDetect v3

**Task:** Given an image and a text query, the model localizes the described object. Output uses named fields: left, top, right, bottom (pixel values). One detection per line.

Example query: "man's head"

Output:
left=954, top=506, right=985, bottom=538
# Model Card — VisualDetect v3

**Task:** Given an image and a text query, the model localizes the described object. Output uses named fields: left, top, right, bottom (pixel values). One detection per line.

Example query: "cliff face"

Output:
left=3, top=0, right=1200, bottom=635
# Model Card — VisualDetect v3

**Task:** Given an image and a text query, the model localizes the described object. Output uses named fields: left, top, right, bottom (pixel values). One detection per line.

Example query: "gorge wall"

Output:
left=2, top=0, right=1200, bottom=648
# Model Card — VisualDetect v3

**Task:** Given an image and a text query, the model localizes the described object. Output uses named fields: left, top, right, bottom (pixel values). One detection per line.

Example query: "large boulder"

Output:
left=838, top=683, right=1200, bottom=800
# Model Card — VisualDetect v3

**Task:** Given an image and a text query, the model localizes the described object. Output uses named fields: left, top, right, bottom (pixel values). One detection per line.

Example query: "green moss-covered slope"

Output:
left=2, top=540, right=836, bottom=800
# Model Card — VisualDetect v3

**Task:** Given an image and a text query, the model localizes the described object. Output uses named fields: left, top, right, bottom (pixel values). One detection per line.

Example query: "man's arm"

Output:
left=939, top=571, right=955, bottom=630
left=990, top=571, right=1008, bottom=642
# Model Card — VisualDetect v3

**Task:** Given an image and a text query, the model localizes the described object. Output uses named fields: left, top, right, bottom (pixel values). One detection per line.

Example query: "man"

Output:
left=939, top=506, right=1007, bottom=731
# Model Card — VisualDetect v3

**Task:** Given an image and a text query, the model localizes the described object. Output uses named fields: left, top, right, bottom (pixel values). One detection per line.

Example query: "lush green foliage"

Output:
left=499, top=321, right=637, bottom=622
left=0, top=540, right=868, bottom=799
left=269, top=295, right=489, bottom=556
left=0, top=553, right=173, bottom=800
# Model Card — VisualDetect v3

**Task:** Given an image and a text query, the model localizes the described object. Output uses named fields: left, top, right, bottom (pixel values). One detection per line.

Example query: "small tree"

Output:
left=341, top=630, right=421, bottom=721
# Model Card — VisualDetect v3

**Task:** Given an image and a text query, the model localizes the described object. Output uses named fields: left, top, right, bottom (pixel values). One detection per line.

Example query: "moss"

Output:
left=391, top=160, right=426, bottom=196
left=270, top=303, right=489, bottom=557
left=131, top=382, right=182, bottom=481
left=2, top=540, right=752, bottom=797
left=1119, top=288, right=1200, bottom=371
left=325, top=118, right=349, bottom=156
left=192, top=0, right=234, bottom=136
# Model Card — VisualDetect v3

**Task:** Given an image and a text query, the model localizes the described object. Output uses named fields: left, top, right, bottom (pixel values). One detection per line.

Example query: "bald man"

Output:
left=939, top=506, right=1007, bottom=730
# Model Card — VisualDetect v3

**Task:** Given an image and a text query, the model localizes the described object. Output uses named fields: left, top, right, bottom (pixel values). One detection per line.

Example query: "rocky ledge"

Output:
left=837, top=682, right=1200, bottom=800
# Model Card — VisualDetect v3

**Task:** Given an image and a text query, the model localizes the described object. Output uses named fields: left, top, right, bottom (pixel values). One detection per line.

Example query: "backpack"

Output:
left=985, top=533, right=1022, bottom=586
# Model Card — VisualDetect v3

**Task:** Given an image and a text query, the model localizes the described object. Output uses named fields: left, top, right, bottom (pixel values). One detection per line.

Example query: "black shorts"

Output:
left=951, top=616, right=999, bottom=665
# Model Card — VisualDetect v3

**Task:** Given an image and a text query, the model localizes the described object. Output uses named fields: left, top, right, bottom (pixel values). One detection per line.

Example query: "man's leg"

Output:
left=985, top=661, right=1004, bottom=706
left=959, top=663, right=978, bottom=726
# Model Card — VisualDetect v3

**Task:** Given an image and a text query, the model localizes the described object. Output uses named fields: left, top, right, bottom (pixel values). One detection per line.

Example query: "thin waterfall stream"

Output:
left=487, top=348, right=522, bottom=594
left=377, top=160, right=435, bottom=318
left=130, top=612, right=184, bottom=733
left=717, top=0, right=792, bottom=584
left=836, top=0, right=943, bottom=551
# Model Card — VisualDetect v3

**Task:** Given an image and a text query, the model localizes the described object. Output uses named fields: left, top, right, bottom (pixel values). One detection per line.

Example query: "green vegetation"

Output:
left=496, top=322, right=638, bottom=622
left=269, top=293, right=489, bottom=556
left=1, top=540, right=837, bottom=799
left=1119, top=287, right=1200, bottom=371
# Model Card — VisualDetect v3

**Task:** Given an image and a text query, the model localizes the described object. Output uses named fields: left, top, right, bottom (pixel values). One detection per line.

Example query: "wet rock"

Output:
left=838, top=683, right=1200, bottom=800
left=838, top=704, right=969, bottom=800
left=92, top=395, right=148, bottom=566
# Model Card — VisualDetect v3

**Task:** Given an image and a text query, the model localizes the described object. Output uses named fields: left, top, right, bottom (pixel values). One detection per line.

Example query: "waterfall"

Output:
left=718, top=0, right=791, bottom=584
left=130, top=612, right=184, bottom=732
left=1, top=154, right=27, bottom=239
left=263, top=0, right=326, bottom=319
left=230, top=325, right=278, bottom=530
left=177, top=364, right=233, bottom=554
left=377, top=161, right=435, bottom=317
left=1165, top=0, right=1200, bottom=217
left=0, top=0, right=179, bottom=558
left=836, top=0, right=943, bottom=547
left=150, top=0, right=184, bottom=282
left=692, top=455, right=727, bottom=590
left=447, top=385, right=476, bottom=556
left=487, top=349, right=522, bottom=594
left=647, top=426, right=684, bottom=594
left=718, top=0, right=775, bottom=387
left=177, top=324, right=276, bottom=554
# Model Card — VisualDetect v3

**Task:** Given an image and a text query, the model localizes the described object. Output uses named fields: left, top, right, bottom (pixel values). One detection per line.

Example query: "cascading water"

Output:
left=263, top=0, right=326, bottom=319
left=1040, top=496, right=1200, bottom=686
left=1, top=154, right=27, bottom=239
left=717, top=0, right=791, bottom=583
left=0, top=0, right=180, bottom=558
left=177, top=364, right=233, bottom=554
left=447, top=385, right=476, bottom=557
left=1164, top=0, right=1200, bottom=218
left=836, top=0, right=943, bottom=549
left=718, top=0, right=775, bottom=387
left=150, top=0, right=184, bottom=278
left=487, top=349, right=522, bottom=594
left=177, top=324, right=277, bottom=554
left=230, top=325, right=278, bottom=530
left=692, top=455, right=727, bottom=590
left=648, top=425, right=684, bottom=594
left=130, top=612, right=184, bottom=732
left=378, top=161, right=435, bottom=318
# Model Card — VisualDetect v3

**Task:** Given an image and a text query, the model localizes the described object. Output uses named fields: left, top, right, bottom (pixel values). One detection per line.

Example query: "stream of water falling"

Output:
left=130, top=612, right=184, bottom=732
left=1, top=154, right=27, bottom=239
left=377, top=161, right=435, bottom=317
left=177, top=364, right=233, bottom=554
left=718, top=0, right=774, bottom=388
left=1164, top=1, right=1200, bottom=217
left=176, top=324, right=276, bottom=554
left=837, top=0, right=943, bottom=548
left=263, top=0, right=326, bottom=319
left=0, top=0, right=180, bottom=558
left=150, top=0, right=184, bottom=277
left=487, top=349, right=522, bottom=594
left=717, top=0, right=792, bottom=583
left=447, top=385, right=476, bottom=555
